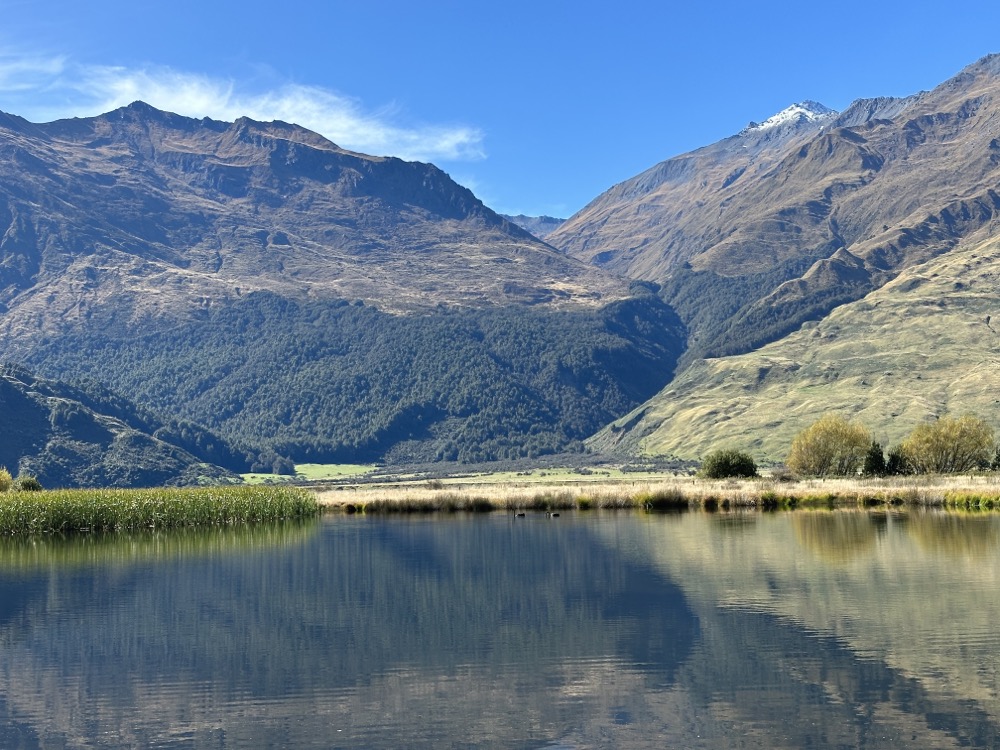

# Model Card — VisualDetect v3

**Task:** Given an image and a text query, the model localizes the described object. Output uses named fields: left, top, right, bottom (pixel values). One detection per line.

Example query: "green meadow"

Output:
left=241, top=463, right=376, bottom=484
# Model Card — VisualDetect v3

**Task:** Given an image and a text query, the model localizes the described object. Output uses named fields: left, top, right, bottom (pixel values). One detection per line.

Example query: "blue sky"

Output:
left=2, top=1, right=998, bottom=218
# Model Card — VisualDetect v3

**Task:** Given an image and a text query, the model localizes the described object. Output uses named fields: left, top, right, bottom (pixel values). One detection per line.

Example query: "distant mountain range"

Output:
left=3, top=53, right=1000, bottom=480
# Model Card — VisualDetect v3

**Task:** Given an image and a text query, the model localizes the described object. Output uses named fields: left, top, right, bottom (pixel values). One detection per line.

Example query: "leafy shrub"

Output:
left=699, top=449, right=758, bottom=479
left=0, top=467, right=11, bottom=492
left=786, top=414, right=870, bottom=477
left=14, top=475, right=43, bottom=492
left=885, top=445, right=910, bottom=475
left=901, top=414, right=995, bottom=474
left=770, top=465, right=797, bottom=482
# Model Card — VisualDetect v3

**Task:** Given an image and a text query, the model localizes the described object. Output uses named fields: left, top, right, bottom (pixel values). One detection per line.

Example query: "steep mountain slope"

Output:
left=548, top=100, right=839, bottom=278
left=0, top=103, right=683, bottom=464
left=0, top=101, right=625, bottom=348
left=549, top=55, right=1000, bottom=362
left=590, top=234, right=1000, bottom=462
left=0, top=364, right=240, bottom=487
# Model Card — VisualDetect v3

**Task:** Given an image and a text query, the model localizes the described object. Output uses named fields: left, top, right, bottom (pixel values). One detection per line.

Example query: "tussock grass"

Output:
left=316, top=474, right=1000, bottom=514
left=943, top=491, right=1000, bottom=510
left=0, top=486, right=319, bottom=535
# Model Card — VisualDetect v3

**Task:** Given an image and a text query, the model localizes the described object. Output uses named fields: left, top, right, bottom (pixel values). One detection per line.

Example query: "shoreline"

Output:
left=314, top=474, right=1000, bottom=513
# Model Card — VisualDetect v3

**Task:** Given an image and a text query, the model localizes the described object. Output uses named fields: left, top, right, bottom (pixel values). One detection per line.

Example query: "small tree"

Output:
left=0, top=467, right=11, bottom=492
left=786, top=414, right=871, bottom=476
left=901, top=414, right=995, bottom=474
left=862, top=441, right=887, bottom=477
left=885, top=445, right=910, bottom=475
left=699, top=449, right=758, bottom=479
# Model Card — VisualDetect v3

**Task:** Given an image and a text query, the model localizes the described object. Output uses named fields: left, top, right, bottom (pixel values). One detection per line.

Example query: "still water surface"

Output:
left=1, top=510, right=999, bottom=748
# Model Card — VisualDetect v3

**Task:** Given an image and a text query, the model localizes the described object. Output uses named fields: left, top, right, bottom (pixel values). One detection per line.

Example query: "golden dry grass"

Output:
left=314, top=473, right=1000, bottom=513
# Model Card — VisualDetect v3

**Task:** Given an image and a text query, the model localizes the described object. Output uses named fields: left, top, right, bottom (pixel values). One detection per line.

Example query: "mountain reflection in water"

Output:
left=0, top=511, right=997, bottom=748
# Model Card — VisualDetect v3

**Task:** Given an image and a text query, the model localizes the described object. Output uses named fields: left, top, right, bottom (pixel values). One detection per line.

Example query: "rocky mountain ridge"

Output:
left=548, top=53, right=1000, bottom=365
left=577, top=53, right=1000, bottom=462
left=0, top=101, right=627, bottom=354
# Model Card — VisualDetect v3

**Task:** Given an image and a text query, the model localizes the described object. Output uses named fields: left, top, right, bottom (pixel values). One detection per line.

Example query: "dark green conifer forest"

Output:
left=29, top=292, right=686, bottom=464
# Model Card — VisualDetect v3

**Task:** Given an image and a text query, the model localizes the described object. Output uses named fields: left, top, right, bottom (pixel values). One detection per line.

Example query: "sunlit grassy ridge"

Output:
left=0, top=486, right=319, bottom=535
left=591, top=235, right=1000, bottom=462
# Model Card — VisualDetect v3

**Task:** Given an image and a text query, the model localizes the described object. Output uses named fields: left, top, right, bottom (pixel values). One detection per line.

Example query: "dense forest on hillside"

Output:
left=0, top=364, right=243, bottom=487
left=29, top=292, right=686, bottom=463
left=662, top=251, right=868, bottom=364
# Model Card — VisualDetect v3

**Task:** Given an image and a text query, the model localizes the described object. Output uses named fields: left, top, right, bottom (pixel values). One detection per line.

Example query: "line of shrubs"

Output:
left=699, top=413, right=1000, bottom=479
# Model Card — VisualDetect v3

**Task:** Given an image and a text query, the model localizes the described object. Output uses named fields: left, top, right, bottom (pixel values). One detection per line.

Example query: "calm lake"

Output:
left=1, top=509, right=999, bottom=748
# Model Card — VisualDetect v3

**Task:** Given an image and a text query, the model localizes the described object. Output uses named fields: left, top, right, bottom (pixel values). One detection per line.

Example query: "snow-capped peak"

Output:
left=743, top=101, right=838, bottom=133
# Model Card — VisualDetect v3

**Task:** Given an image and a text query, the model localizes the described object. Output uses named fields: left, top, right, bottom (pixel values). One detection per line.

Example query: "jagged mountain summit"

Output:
left=0, top=101, right=626, bottom=349
left=0, top=103, right=684, bottom=466
left=547, top=97, right=846, bottom=280
left=741, top=100, right=838, bottom=134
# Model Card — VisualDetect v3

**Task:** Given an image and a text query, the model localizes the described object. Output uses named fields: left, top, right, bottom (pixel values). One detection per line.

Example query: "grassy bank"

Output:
left=0, top=486, right=319, bottom=535
left=315, top=474, right=1000, bottom=513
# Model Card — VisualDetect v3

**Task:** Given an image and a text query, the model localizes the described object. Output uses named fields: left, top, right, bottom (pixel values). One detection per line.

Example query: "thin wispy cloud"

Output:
left=0, top=56, right=485, bottom=163
left=0, top=54, right=67, bottom=93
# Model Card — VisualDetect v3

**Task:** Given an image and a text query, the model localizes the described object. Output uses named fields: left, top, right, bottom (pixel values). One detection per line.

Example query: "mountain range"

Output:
left=500, top=214, right=565, bottom=239
left=0, top=101, right=683, bottom=483
left=3, top=53, right=1000, bottom=483
left=548, top=55, right=1000, bottom=365
left=569, top=54, right=1000, bottom=460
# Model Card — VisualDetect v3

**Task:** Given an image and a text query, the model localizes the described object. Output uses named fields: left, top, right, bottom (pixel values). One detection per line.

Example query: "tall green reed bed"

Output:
left=0, top=486, right=319, bottom=535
